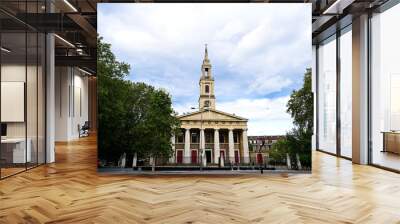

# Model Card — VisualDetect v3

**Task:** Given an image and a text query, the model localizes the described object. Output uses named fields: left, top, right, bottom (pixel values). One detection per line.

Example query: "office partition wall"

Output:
left=0, top=2, right=46, bottom=179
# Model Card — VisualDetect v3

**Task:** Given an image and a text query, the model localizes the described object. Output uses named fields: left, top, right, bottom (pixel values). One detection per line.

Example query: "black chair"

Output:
left=79, top=121, right=90, bottom=138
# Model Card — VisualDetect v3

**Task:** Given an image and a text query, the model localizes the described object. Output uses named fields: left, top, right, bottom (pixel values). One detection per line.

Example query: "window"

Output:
left=219, top=133, right=225, bottom=143
left=234, top=132, right=239, bottom=143
left=205, top=132, right=213, bottom=143
left=370, top=4, right=400, bottom=171
left=177, top=130, right=184, bottom=143
left=205, top=68, right=209, bottom=76
left=317, top=35, right=337, bottom=154
left=205, top=85, right=209, bottom=93
left=191, top=132, right=198, bottom=143
left=340, top=26, right=352, bottom=158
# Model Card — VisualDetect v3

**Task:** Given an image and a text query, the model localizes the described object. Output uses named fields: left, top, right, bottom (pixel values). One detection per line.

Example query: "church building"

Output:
left=171, top=45, right=250, bottom=165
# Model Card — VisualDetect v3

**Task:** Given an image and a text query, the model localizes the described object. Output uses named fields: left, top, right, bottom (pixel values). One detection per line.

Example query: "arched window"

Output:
left=205, top=85, right=209, bottom=93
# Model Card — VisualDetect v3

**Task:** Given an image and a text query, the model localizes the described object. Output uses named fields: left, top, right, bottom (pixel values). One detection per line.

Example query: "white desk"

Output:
left=1, top=138, right=31, bottom=163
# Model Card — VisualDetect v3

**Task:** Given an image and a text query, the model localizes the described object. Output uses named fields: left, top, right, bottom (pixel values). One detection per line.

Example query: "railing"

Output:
left=205, top=143, right=214, bottom=149
left=220, top=143, right=228, bottom=149
left=175, top=143, right=184, bottom=149
left=176, top=143, right=242, bottom=150
left=190, top=143, right=199, bottom=149
left=101, top=153, right=311, bottom=172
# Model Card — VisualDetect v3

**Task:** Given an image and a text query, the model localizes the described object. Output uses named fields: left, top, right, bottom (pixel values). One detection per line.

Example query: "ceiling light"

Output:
left=1, top=47, right=11, bottom=53
left=54, top=34, right=75, bottom=48
left=323, top=0, right=355, bottom=15
left=63, top=0, right=78, bottom=12
left=78, top=67, right=92, bottom=76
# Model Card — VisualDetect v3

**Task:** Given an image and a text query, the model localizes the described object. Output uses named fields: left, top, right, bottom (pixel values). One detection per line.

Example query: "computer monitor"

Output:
left=1, top=123, right=7, bottom=137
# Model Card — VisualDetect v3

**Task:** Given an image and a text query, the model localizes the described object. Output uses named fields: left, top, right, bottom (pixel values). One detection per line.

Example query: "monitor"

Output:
left=1, top=123, right=7, bottom=137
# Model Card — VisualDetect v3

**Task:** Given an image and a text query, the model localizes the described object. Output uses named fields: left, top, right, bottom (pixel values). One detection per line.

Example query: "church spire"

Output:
left=203, top=43, right=210, bottom=64
left=199, top=44, right=215, bottom=110
left=204, top=44, right=208, bottom=60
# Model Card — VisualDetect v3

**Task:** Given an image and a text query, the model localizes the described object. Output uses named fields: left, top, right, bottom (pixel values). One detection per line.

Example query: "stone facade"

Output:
left=171, top=45, right=250, bottom=165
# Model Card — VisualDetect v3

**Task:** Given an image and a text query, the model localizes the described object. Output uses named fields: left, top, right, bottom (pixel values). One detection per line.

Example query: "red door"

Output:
left=177, top=151, right=183, bottom=164
left=220, top=151, right=225, bottom=162
left=257, top=153, right=263, bottom=164
left=234, top=151, right=239, bottom=164
left=191, top=150, right=197, bottom=164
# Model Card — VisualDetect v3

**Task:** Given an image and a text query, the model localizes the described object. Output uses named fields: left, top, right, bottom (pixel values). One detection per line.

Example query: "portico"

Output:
left=173, top=45, right=250, bottom=165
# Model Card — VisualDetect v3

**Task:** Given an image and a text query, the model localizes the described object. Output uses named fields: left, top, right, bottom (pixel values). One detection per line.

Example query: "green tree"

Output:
left=97, top=37, right=180, bottom=169
left=126, top=83, right=180, bottom=171
left=287, top=68, right=313, bottom=133
left=98, top=37, right=131, bottom=163
left=269, top=69, right=313, bottom=168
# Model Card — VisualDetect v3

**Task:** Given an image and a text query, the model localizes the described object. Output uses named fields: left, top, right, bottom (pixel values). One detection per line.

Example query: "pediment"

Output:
left=177, top=109, right=247, bottom=121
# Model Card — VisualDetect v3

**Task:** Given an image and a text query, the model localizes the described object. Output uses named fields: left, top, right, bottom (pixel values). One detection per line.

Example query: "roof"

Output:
left=177, top=109, right=248, bottom=121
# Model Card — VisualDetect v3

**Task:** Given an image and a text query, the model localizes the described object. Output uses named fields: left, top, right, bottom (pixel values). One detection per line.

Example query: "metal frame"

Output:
left=336, top=26, right=341, bottom=157
left=315, top=20, right=353, bottom=160
left=0, top=1, right=48, bottom=180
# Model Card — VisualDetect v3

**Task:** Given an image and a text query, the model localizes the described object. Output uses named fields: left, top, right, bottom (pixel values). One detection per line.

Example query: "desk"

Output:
left=1, top=138, right=31, bottom=163
left=382, top=131, right=400, bottom=154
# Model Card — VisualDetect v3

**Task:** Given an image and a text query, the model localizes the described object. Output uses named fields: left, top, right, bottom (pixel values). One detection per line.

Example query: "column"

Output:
left=352, top=14, right=369, bottom=164
left=200, top=128, right=205, bottom=150
left=242, top=128, right=250, bottom=163
left=228, top=129, right=234, bottom=163
left=46, top=5, right=55, bottom=163
left=184, top=128, right=190, bottom=164
left=200, top=128, right=205, bottom=164
left=214, top=128, right=220, bottom=164
left=169, top=134, right=175, bottom=163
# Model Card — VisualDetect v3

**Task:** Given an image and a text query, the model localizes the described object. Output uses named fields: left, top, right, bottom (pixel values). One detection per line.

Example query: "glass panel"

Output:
left=371, top=4, right=400, bottom=171
left=38, top=32, right=45, bottom=164
left=27, top=30, right=38, bottom=169
left=317, top=35, right=337, bottom=154
left=1, top=31, right=27, bottom=177
left=340, top=28, right=352, bottom=158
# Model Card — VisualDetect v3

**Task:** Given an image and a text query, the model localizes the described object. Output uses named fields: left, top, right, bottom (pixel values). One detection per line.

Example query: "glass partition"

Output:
left=317, top=35, right=337, bottom=154
left=1, top=31, right=28, bottom=177
left=0, top=2, right=46, bottom=179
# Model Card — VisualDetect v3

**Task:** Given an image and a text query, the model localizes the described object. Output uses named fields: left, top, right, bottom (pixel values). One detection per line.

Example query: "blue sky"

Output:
left=98, top=4, right=311, bottom=135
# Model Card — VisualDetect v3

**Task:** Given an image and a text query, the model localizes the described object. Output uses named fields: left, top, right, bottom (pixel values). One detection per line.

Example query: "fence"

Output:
left=103, top=153, right=311, bottom=172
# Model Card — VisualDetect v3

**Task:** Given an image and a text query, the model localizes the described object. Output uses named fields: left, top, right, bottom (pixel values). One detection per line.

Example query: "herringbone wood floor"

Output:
left=1, top=135, right=400, bottom=224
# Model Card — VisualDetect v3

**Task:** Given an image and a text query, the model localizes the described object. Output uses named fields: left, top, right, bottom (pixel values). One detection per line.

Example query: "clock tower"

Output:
left=199, top=44, right=216, bottom=110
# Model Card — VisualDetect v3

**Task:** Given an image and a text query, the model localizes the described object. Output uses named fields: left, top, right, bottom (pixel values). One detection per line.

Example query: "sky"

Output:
left=98, top=4, right=312, bottom=136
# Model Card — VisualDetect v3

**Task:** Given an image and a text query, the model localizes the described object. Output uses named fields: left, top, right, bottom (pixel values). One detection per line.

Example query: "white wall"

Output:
left=55, top=67, right=89, bottom=141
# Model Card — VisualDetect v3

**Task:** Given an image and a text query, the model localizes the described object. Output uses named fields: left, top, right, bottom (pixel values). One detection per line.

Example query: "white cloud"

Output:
left=248, top=76, right=293, bottom=95
left=98, top=4, right=310, bottom=136
left=98, top=4, right=311, bottom=90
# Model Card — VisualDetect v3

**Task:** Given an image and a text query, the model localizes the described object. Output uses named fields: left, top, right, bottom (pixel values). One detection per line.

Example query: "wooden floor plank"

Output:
left=0, top=135, right=399, bottom=223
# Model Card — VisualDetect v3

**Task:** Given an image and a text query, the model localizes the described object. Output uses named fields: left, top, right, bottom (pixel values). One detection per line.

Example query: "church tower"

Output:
left=199, top=44, right=216, bottom=110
